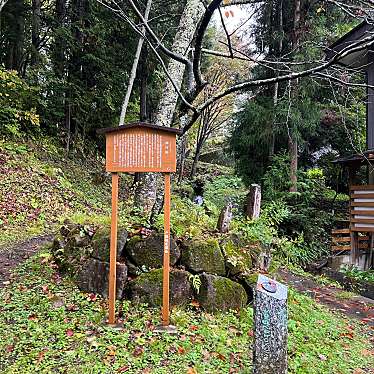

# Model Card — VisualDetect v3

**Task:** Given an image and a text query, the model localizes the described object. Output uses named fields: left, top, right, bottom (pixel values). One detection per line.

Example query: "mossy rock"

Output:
left=76, top=258, right=127, bottom=299
left=91, top=226, right=128, bottom=262
left=51, top=232, right=93, bottom=274
left=197, top=273, right=247, bottom=312
left=127, top=268, right=193, bottom=307
left=222, top=239, right=253, bottom=276
left=181, top=238, right=225, bottom=275
left=126, top=233, right=180, bottom=269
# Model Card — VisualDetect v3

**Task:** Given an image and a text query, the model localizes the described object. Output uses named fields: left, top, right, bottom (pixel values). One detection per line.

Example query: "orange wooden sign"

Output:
left=98, top=123, right=181, bottom=173
left=98, top=122, right=181, bottom=328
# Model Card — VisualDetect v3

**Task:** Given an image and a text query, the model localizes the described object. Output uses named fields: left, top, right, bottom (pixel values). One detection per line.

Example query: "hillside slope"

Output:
left=0, top=138, right=112, bottom=245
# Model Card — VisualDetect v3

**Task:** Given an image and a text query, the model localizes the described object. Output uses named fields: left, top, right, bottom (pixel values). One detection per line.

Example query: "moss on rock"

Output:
left=91, top=226, right=128, bottom=262
left=222, top=239, right=253, bottom=276
left=126, top=232, right=180, bottom=269
left=197, top=273, right=247, bottom=312
left=127, top=268, right=193, bottom=307
left=181, top=238, right=225, bottom=275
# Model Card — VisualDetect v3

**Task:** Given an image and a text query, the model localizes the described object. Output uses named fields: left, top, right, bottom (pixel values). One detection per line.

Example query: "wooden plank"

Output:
left=332, top=236, right=351, bottom=243
left=351, top=226, right=374, bottom=232
left=351, top=193, right=374, bottom=199
left=332, top=245, right=351, bottom=251
left=351, top=202, right=374, bottom=207
left=351, top=210, right=374, bottom=215
left=162, top=173, right=171, bottom=327
left=108, top=172, right=119, bottom=325
left=351, top=218, right=374, bottom=223
left=331, top=235, right=368, bottom=242
left=350, top=184, right=374, bottom=190
left=332, top=243, right=368, bottom=251
left=331, top=229, right=350, bottom=234
left=358, top=236, right=370, bottom=241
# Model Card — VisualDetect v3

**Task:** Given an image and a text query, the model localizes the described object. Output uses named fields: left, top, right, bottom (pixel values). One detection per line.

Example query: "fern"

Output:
left=189, top=274, right=202, bottom=294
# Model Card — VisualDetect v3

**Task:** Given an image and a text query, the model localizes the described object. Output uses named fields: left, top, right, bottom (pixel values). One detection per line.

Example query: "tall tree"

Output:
left=134, top=0, right=205, bottom=213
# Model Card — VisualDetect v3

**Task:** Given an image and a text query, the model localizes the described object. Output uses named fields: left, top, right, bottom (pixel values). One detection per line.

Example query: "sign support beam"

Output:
left=108, top=172, right=119, bottom=325
left=162, top=173, right=171, bottom=326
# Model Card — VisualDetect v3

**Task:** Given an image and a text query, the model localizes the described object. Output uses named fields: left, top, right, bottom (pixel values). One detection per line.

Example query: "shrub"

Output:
left=0, top=67, right=40, bottom=137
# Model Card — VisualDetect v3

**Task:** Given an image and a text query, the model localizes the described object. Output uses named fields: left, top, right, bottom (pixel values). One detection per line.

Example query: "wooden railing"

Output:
left=331, top=228, right=368, bottom=252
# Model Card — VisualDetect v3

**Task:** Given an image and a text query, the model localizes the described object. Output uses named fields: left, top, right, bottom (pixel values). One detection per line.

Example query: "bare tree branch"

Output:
left=119, top=0, right=152, bottom=125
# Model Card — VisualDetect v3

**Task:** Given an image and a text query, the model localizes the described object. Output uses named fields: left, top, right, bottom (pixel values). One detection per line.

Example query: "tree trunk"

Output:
left=119, top=0, right=152, bottom=126
left=190, top=139, right=203, bottom=178
left=289, top=0, right=301, bottom=192
left=135, top=0, right=204, bottom=213
left=177, top=134, right=187, bottom=183
left=288, top=136, right=297, bottom=192
left=31, top=0, right=41, bottom=66
left=0, top=0, right=9, bottom=12
left=139, top=46, right=148, bottom=122
left=270, top=0, right=283, bottom=158
left=5, top=0, right=25, bottom=72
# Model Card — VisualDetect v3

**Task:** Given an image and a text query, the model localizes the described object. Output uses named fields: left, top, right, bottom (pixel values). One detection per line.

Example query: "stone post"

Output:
left=246, top=184, right=261, bottom=219
left=253, top=274, right=288, bottom=374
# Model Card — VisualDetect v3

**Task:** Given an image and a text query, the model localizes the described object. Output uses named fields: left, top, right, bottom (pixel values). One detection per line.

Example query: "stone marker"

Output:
left=246, top=184, right=261, bottom=219
left=217, top=201, right=233, bottom=233
left=253, top=274, right=288, bottom=374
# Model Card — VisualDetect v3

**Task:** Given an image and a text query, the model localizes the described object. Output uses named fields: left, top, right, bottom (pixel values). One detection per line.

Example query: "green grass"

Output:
left=0, top=138, right=114, bottom=246
left=0, top=249, right=372, bottom=373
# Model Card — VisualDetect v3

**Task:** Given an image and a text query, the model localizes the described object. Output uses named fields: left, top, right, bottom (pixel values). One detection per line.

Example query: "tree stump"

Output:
left=246, top=184, right=261, bottom=219
left=253, top=274, right=288, bottom=374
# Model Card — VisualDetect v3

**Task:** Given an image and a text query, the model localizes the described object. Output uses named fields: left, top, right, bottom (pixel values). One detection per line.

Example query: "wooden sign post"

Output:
left=98, top=122, right=182, bottom=326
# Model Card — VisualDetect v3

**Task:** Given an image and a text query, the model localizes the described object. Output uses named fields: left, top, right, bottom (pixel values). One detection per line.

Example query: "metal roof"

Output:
left=325, top=21, right=374, bottom=70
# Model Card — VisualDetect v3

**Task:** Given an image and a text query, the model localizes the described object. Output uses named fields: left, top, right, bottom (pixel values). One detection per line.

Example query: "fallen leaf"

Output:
left=37, top=349, right=47, bottom=364
left=191, top=300, right=200, bottom=308
left=87, top=293, right=97, bottom=302
left=187, top=368, right=197, bottom=374
left=212, top=352, right=226, bottom=361
left=361, top=349, right=373, bottom=357
left=190, top=325, right=198, bottom=331
left=117, top=366, right=129, bottom=372
left=28, top=314, right=38, bottom=321
left=66, top=329, right=74, bottom=337
left=42, top=285, right=49, bottom=294
left=6, top=345, right=14, bottom=353
left=107, top=345, right=116, bottom=356
left=340, top=331, right=354, bottom=340
left=133, top=346, right=143, bottom=357
left=178, top=346, right=186, bottom=355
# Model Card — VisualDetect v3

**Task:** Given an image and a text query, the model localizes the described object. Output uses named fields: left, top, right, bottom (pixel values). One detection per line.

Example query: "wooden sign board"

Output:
left=97, top=122, right=181, bottom=327
left=98, top=123, right=182, bottom=173
left=350, top=185, right=374, bottom=232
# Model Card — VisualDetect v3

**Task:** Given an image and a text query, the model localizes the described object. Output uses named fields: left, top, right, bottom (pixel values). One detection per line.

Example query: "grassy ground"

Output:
left=0, top=138, right=114, bottom=246
left=0, top=247, right=372, bottom=374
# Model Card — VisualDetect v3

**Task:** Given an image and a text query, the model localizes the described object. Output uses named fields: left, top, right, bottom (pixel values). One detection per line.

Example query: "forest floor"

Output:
left=277, top=268, right=374, bottom=327
left=0, top=237, right=373, bottom=373
left=0, top=234, right=53, bottom=288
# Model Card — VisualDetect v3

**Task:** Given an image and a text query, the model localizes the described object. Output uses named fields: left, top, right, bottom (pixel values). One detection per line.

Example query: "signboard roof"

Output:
left=97, top=122, right=183, bottom=136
